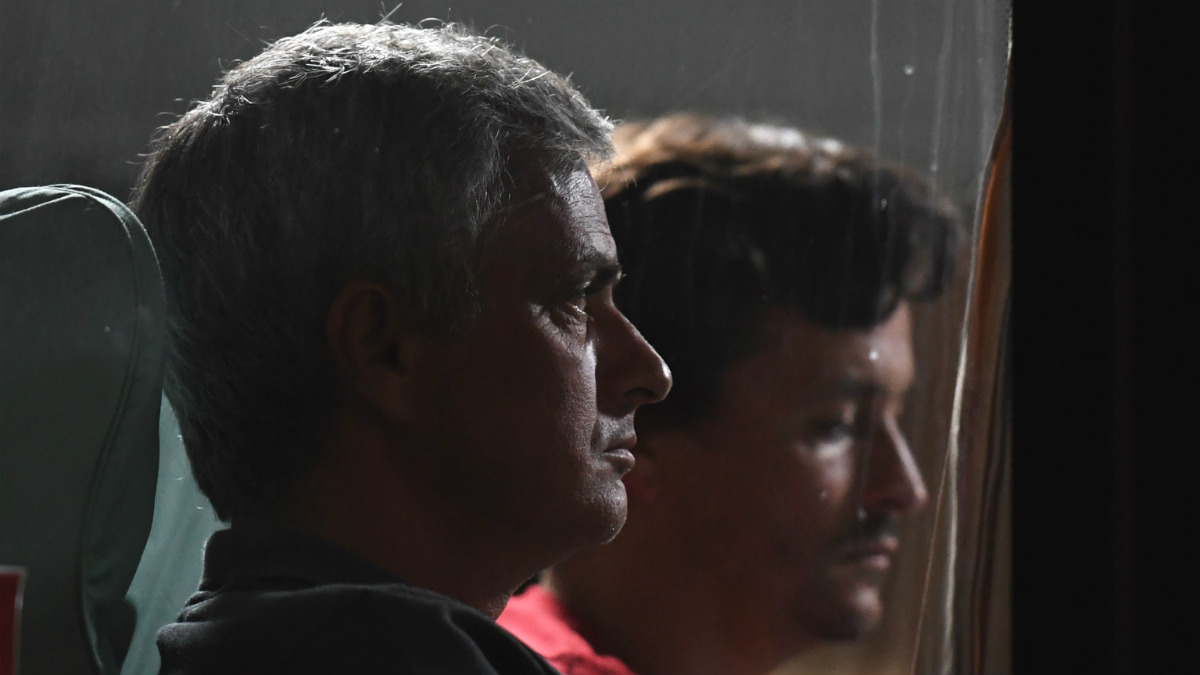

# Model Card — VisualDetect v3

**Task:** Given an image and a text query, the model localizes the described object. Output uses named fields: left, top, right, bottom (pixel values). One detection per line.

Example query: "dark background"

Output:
left=1013, top=2, right=1197, bottom=673
left=0, top=0, right=1006, bottom=210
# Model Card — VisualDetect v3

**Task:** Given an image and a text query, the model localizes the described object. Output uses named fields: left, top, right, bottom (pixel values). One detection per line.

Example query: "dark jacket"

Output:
left=157, top=525, right=559, bottom=675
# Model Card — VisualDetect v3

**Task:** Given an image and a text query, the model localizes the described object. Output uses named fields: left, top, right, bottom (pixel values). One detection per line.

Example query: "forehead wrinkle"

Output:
left=504, top=205, right=619, bottom=294
left=550, top=187, right=619, bottom=274
left=512, top=163, right=592, bottom=212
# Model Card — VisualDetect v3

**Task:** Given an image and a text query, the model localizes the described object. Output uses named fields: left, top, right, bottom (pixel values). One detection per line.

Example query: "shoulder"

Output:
left=499, top=586, right=637, bottom=675
left=160, top=582, right=556, bottom=675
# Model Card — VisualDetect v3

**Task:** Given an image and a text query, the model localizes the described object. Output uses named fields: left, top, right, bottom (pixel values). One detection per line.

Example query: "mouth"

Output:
left=839, top=536, right=899, bottom=572
left=602, top=436, right=637, bottom=473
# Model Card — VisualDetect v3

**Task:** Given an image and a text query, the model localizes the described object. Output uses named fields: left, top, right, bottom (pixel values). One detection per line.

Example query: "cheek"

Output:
left=562, top=340, right=597, bottom=404
left=535, top=337, right=599, bottom=441
left=809, top=453, right=857, bottom=510
left=501, top=315, right=596, bottom=400
left=757, top=452, right=858, bottom=549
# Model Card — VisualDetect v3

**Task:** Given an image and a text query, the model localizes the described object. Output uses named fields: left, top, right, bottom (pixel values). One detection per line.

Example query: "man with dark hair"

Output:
left=499, top=113, right=962, bottom=675
left=132, top=21, right=671, bottom=674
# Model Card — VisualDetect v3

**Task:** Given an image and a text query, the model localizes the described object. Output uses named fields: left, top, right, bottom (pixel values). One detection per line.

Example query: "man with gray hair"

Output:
left=133, top=21, right=671, bottom=674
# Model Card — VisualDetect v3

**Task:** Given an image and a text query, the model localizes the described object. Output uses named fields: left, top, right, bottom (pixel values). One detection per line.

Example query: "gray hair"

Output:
left=132, top=21, right=613, bottom=521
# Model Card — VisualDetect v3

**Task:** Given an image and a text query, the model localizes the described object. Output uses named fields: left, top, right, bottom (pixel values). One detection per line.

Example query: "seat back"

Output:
left=0, top=185, right=164, bottom=675
left=120, top=397, right=222, bottom=675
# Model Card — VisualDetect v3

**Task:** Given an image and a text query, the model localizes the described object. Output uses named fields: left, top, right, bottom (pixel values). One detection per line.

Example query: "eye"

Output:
left=567, top=271, right=621, bottom=314
left=559, top=286, right=591, bottom=318
left=553, top=281, right=603, bottom=331
left=567, top=284, right=593, bottom=312
left=810, top=417, right=856, bottom=443
left=551, top=266, right=622, bottom=334
left=800, top=401, right=872, bottom=446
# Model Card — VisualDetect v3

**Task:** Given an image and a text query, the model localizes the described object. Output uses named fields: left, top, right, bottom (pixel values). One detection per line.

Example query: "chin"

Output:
left=841, top=589, right=886, bottom=638
left=814, top=614, right=882, bottom=642
left=558, top=481, right=628, bottom=550
left=808, top=587, right=885, bottom=642
left=589, top=486, right=629, bottom=544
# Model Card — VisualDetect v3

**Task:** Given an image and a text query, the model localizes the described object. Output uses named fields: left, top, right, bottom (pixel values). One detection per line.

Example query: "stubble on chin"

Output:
left=796, top=571, right=887, bottom=643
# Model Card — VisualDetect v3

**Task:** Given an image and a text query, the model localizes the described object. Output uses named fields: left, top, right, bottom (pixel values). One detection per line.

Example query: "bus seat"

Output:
left=0, top=185, right=163, bottom=675
left=120, top=396, right=222, bottom=675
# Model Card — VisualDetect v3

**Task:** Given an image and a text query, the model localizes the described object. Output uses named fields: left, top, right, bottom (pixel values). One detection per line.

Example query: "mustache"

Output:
left=592, top=417, right=637, bottom=450
left=845, top=514, right=899, bottom=544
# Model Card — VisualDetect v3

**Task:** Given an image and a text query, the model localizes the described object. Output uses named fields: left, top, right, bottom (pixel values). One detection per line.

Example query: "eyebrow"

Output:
left=572, top=244, right=623, bottom=286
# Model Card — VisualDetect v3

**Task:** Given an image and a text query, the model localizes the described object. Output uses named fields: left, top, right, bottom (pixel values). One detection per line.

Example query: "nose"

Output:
left=860, top=417, right=929, bottom=517
left=596, top=308, right=672, bottom=413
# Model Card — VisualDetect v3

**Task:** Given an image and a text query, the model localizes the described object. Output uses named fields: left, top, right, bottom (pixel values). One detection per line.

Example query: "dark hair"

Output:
left=132, top=21, right=612, bottom=521
left=598, top=113, right=961, bottom=427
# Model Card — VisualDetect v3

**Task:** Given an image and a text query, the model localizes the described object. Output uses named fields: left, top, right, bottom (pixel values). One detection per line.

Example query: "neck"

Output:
left=271, top=425, right=530, bottom=618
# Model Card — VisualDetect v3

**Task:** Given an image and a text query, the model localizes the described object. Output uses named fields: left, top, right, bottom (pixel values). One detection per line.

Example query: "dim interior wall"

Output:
left=1, top=0, right=1006, bottom=206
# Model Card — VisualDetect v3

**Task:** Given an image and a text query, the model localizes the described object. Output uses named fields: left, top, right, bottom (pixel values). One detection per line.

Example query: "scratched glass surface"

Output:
left=0, top=2, right=1009, bottom=674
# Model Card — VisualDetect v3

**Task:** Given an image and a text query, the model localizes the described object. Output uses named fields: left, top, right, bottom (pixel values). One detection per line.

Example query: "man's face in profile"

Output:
left=403, top=167, right=670, bottom=569
left=649, top=303, right=926, bottom=652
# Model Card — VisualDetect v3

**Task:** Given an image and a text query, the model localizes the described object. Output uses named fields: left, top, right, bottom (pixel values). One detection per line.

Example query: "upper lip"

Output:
left=604, top=434, right=637, bottom=452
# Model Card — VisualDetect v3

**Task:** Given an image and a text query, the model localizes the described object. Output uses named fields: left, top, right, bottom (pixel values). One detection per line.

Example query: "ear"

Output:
left=326, top=280, right=420, bottom=424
